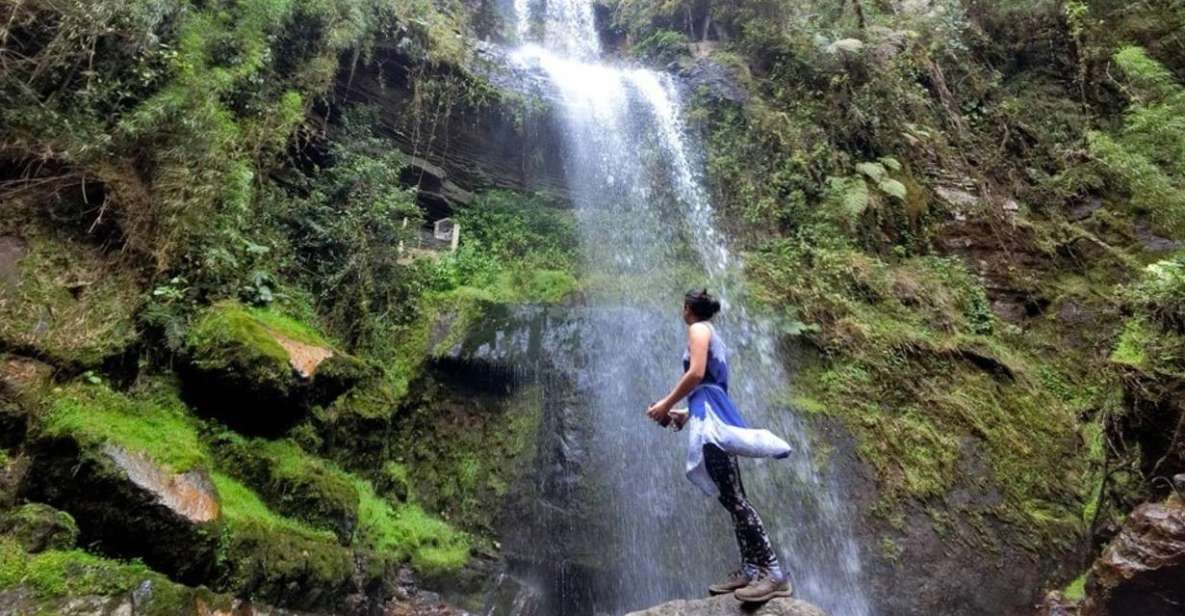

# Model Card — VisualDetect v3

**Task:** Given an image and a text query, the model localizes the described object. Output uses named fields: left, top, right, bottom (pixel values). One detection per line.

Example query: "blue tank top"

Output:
left=682, top=322, right=729, bottom=393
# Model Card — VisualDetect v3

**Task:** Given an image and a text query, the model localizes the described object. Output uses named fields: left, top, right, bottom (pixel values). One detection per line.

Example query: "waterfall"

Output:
left=495, top=3, right=872, bottom=615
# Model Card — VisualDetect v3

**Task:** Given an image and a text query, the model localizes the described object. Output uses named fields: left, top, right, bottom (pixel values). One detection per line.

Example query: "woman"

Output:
left=646, top=289, right=794, bottom=602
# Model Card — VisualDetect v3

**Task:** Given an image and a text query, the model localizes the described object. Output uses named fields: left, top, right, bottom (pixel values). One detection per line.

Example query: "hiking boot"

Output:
left=734, top=573, right=792, bottom=602
left=707, top=569, right=750, bottom=595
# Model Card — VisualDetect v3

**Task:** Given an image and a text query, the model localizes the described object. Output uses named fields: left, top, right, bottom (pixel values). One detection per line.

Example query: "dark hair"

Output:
left=684, top=288, right=721, bottom=321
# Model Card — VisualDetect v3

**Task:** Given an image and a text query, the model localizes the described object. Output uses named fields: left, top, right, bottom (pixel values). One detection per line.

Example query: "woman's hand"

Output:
left=646, top=399, right=672, bottom=424
left=669, top=408, right=689, bottom=431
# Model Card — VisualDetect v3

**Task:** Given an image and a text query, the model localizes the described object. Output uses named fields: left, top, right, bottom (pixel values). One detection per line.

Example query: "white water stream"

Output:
left=496, top=3, right=873, bottom=614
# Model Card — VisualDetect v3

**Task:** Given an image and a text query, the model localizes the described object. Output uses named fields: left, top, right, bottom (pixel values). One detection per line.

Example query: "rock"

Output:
left=181, top=301, right=368, bottom=434
left=1135, top=223, right=1183, bottom=253
left=23, top=437, right=222, bottom=584
left=0, top=503, right=78, bottom=552
left=339, top=41, right=569, bottom=210
left=213, top=434, right=360, bottom=544
left=625, top=595, right=828, bottom=616
left=934, top=186, right=981, bottom=210
left=428, top=302, right=582, bottom=392
left=827, top=38, right=865, bottom=54
left=935, top=219, right=1052, bottom=323
left=1067, top=197, right=1105, bottom=222
left=0, top=579, right=312, bottom=616
left=679, top=56, right=750, bottom=105
left=1079, top=499, right=1185, bottom=615
left=400, top=156, right=476, bottom=221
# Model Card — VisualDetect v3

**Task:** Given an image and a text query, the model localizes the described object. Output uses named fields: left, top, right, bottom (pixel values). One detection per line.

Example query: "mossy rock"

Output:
left=209, top=472, right=384, bottom=609
left=0, top=232, right=140, bottom=368
left=316, top=383, right=402, bottom=469
left=181, top=301, right=371, bottom=434
left=0, top=503, right=79, bottom=553
left=213, top=435, right=360, bottom=544
left=23, top=383, right=222, bottom=584
left=0, top=536, right=302, bottom=616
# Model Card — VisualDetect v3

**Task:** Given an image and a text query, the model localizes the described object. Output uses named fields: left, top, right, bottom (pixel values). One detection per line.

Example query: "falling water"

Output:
left=496, top=2, right=873, bottom=615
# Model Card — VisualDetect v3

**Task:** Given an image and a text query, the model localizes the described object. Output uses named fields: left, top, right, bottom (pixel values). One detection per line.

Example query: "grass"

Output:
left=188, top=300, right=330, bottom=366
left=353, top=479, right=469, bottom=574
left=211, top=472, right=336, bottom=542
left=0, top=537, right=174, bottom=602
left=42, top=382, right=209, bottom=473
left=214, top=438, right=469, bottom=574
left=0, top=226, right=141, bottom=367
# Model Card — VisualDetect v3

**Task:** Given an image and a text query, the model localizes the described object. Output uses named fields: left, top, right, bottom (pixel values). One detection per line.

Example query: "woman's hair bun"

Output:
left=685, top=288, right=722, bottom=320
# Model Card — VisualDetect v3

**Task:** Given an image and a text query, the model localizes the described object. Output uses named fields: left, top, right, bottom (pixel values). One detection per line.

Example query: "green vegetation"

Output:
left=212, top=472, right=337, bottom=543
left=353, top=478, right=469, bottom=573
left=0, top=217, right=141, bottom=367
left=437, top=190, right=580, bottom=304
left=213, top=435, right=469, bottom=572
left=41, top=382, right=209, bottom=473
left=1087, top=47, right=1185, bottom=235
left=0, top=504, right=79, bottom=554
left=756, top=236, right=1090, bottom=541
left=0, top=537, right=170, bottom=601
left=391, top=384, right=544, bottom=541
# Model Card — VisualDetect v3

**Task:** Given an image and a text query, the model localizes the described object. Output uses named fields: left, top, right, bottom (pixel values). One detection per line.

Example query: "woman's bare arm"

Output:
left=646, top=322, right=711, bottom=422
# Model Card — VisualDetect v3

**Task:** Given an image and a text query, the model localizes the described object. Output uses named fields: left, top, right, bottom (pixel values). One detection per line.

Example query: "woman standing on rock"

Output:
left=646, top=289, right=794, bottom=603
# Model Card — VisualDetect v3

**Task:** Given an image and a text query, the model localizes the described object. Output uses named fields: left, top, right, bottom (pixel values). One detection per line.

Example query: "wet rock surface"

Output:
left=1078, top=498, right=1185, bottom=616
left=338, top=41, right=568, bottom=215
left=625, top=595, right=828, bottom=616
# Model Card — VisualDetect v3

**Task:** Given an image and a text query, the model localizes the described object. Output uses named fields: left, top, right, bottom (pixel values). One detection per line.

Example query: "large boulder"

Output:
left=22, top=383, right=222, bottom=584
left=212, top=434, right=360, bottom=544
left=0, top=544, right=311, bottom=616
left=626, top=595, right=828, bottom=616
left=1078, top=498, right=1185, bottom=616
left=181, top=301, right=371, bottom=434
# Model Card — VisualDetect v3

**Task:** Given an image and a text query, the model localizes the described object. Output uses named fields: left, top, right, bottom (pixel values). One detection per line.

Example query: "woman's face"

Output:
left=682, top=303, right=694, bottom=324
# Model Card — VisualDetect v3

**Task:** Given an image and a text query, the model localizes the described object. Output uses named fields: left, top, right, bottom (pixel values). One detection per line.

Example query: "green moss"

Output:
left=756, top=234, right=1098, bottom=544
left=0, top=537, right=159, bottom=600
left=392, top=383, right=543, bottom=544
left=41, top=382, right=208, bottom=473
left=1111, top=318, right=1155, bottom=369
left=0, top=230, right=140, bottom=367
left=1063, top=573, right=1088, bottom=600
left=187, top=301, right=299, bottom=374
left=212, top=472, right=334, bottom=543
left=215, top=435, right=360, bottom=542
left=213, top=445, right=467, bottom=576
left=353, top=479, right=469, bottom=574
left=0, top=504, right=79, bottom=553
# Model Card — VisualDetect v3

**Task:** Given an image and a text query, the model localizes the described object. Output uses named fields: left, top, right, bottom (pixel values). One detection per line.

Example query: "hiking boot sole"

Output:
left=708, top=586, right=742, bottom=596
left=735, top=587, right=793, bottom=603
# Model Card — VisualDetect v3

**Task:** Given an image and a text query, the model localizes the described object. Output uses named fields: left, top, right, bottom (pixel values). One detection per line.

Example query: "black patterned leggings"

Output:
left=704, top=444, right=780, bottom=574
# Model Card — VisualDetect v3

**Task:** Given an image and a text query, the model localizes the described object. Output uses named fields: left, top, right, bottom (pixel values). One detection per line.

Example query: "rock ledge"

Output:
left=626, top=595, right=828, bottom=616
